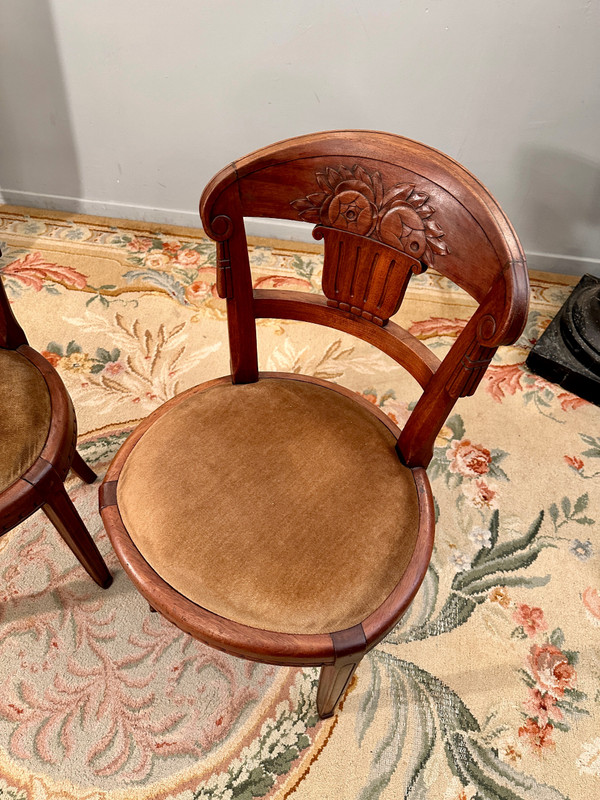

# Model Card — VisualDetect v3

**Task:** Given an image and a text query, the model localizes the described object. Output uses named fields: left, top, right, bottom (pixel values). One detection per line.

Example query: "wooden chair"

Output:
left=100, top=131, right=529, bottom=717
left=0, top=267, right=112, bottom=589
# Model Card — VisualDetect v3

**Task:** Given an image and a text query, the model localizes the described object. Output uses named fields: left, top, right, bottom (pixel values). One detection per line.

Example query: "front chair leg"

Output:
left=317, top=657, right=361, bottom=719
left=70, top=449, right=97, bottom=484
left=43, top=485, right=112, bottom=589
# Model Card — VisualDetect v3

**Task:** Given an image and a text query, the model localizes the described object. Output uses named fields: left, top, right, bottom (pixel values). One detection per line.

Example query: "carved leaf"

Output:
left=326, top=167, right=342, bottom=188
left=424, top=219, right=445, bottom=238
left=298, top=208, right=320, bottom=223
left=290, top=198, right=313, bottom=213
left=316, top=171, right=332, bottom=192
left=354, top=165, right=371, bottom=186
left=382, top=183, right=414, bottom=207
left=372, top=171, right=384, bottom=206
left=307, top=192, right=327, bottom=206
left=339, top=165, right=354, bottom=180
left=409, top=191, right=429, bottom=207
left=418, top=204, right=435, bottom=219
left=428, top=238, right=450, bottom=255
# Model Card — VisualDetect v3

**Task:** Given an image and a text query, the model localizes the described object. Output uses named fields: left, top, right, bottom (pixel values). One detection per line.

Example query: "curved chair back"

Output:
left=200, top=130, right=529, bottom=466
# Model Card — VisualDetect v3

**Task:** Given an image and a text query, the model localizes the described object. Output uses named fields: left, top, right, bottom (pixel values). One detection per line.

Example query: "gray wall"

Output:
left=1, top=0, right=599, bottom=275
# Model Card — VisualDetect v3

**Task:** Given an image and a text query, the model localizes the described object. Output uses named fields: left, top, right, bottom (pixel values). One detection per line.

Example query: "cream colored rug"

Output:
left=0, top=206, right=598, bottom=800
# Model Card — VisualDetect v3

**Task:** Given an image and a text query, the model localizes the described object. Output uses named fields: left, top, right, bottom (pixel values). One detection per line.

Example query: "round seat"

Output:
left=0, top=348, right=51, bottom=493
left=115, top=377, right=421, bottom=635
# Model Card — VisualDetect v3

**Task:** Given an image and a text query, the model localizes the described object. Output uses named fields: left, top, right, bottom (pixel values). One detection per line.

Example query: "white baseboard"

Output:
left=523, top=251, right=599, bottom=277
left=0, top=189, right=202, bottom=229
left=1, top=189, right=598, bottom=276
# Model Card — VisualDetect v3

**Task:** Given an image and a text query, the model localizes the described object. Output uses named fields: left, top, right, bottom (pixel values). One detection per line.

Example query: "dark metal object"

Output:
left=526, top=274, right=600, bottom=406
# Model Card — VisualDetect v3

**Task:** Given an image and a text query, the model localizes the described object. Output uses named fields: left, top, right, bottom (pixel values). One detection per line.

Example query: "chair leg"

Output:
left=317, top=658, right=361, bottom=719
left=70, top=449, right=97, bottom=484
left=43, top=484, right=112, bottom=589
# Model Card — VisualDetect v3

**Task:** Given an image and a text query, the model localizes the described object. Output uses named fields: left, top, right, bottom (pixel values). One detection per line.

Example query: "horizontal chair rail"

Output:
left=252, top=290, right=440, bottom=389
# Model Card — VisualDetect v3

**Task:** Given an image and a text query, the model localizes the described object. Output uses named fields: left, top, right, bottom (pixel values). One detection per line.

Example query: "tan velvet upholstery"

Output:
left=0, top=349, right=52, bottom=493
left=117, top=379, right=420, bottom=635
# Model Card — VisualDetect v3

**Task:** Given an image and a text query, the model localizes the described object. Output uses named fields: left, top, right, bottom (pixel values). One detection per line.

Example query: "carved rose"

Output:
left=295, top=167, right=379, bottom=236
left=528, top=644, right=576, bottom=697
left=327, top=189, right=376, bottom=235
left=447, top=439, right=491, bottom=477
left=291, top=165, right=449, bottom=266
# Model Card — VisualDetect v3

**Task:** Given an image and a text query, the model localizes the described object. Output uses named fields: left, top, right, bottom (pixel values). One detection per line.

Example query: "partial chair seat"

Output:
left=0, top=348, right=51, bottom=493
left=116, top=377, right=420, bottom=635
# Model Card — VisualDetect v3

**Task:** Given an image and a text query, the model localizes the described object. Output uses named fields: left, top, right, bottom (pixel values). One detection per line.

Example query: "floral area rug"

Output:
left=0, top=205, right=598, bottom=800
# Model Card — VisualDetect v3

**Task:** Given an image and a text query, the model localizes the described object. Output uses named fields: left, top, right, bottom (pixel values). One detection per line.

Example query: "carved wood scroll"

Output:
left=291, top=164, right=450, bottom=267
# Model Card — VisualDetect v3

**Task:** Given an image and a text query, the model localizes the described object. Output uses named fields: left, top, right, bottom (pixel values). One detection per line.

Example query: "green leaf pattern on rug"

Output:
left=358, top=655, right=567, bottom=800
left=357, top=476, right=595, bottom=797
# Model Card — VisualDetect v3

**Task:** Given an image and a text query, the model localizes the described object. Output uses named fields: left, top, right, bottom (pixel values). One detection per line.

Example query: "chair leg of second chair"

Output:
left=43, top=484, right=112, bottom=588
left=316, top=658, right=361, bottom=719
left=70, top=449, right=97, bottom=484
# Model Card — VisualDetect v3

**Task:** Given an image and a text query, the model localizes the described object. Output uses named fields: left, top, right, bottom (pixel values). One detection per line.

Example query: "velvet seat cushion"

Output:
left=117, top=378, right=420, bottom=635
left=0, top=349, right=52, bottom=494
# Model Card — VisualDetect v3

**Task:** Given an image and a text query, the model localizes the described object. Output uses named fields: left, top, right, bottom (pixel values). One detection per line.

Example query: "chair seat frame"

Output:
left=100, top=372, right=434, bottom=716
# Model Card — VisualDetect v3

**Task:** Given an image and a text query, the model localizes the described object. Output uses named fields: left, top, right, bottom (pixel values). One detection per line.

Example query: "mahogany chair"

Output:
left=0, top=267, right=112, bottom=589
left=100, top=131, right=529, bottom=717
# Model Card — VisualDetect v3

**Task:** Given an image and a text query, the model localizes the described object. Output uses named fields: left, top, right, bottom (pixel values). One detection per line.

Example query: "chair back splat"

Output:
left=101, top=131, right=529, bottom=720
left=200, top=130, right=529, bottom=467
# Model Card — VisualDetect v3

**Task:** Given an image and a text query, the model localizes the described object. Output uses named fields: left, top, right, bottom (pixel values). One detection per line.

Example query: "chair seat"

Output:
left=117, top=378, right=420, bottom=635
left=0, top=349, right=51, bottom=493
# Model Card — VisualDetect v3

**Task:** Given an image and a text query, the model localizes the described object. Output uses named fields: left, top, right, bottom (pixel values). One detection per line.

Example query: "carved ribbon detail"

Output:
left=291, top=165, right=450, bottom=267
